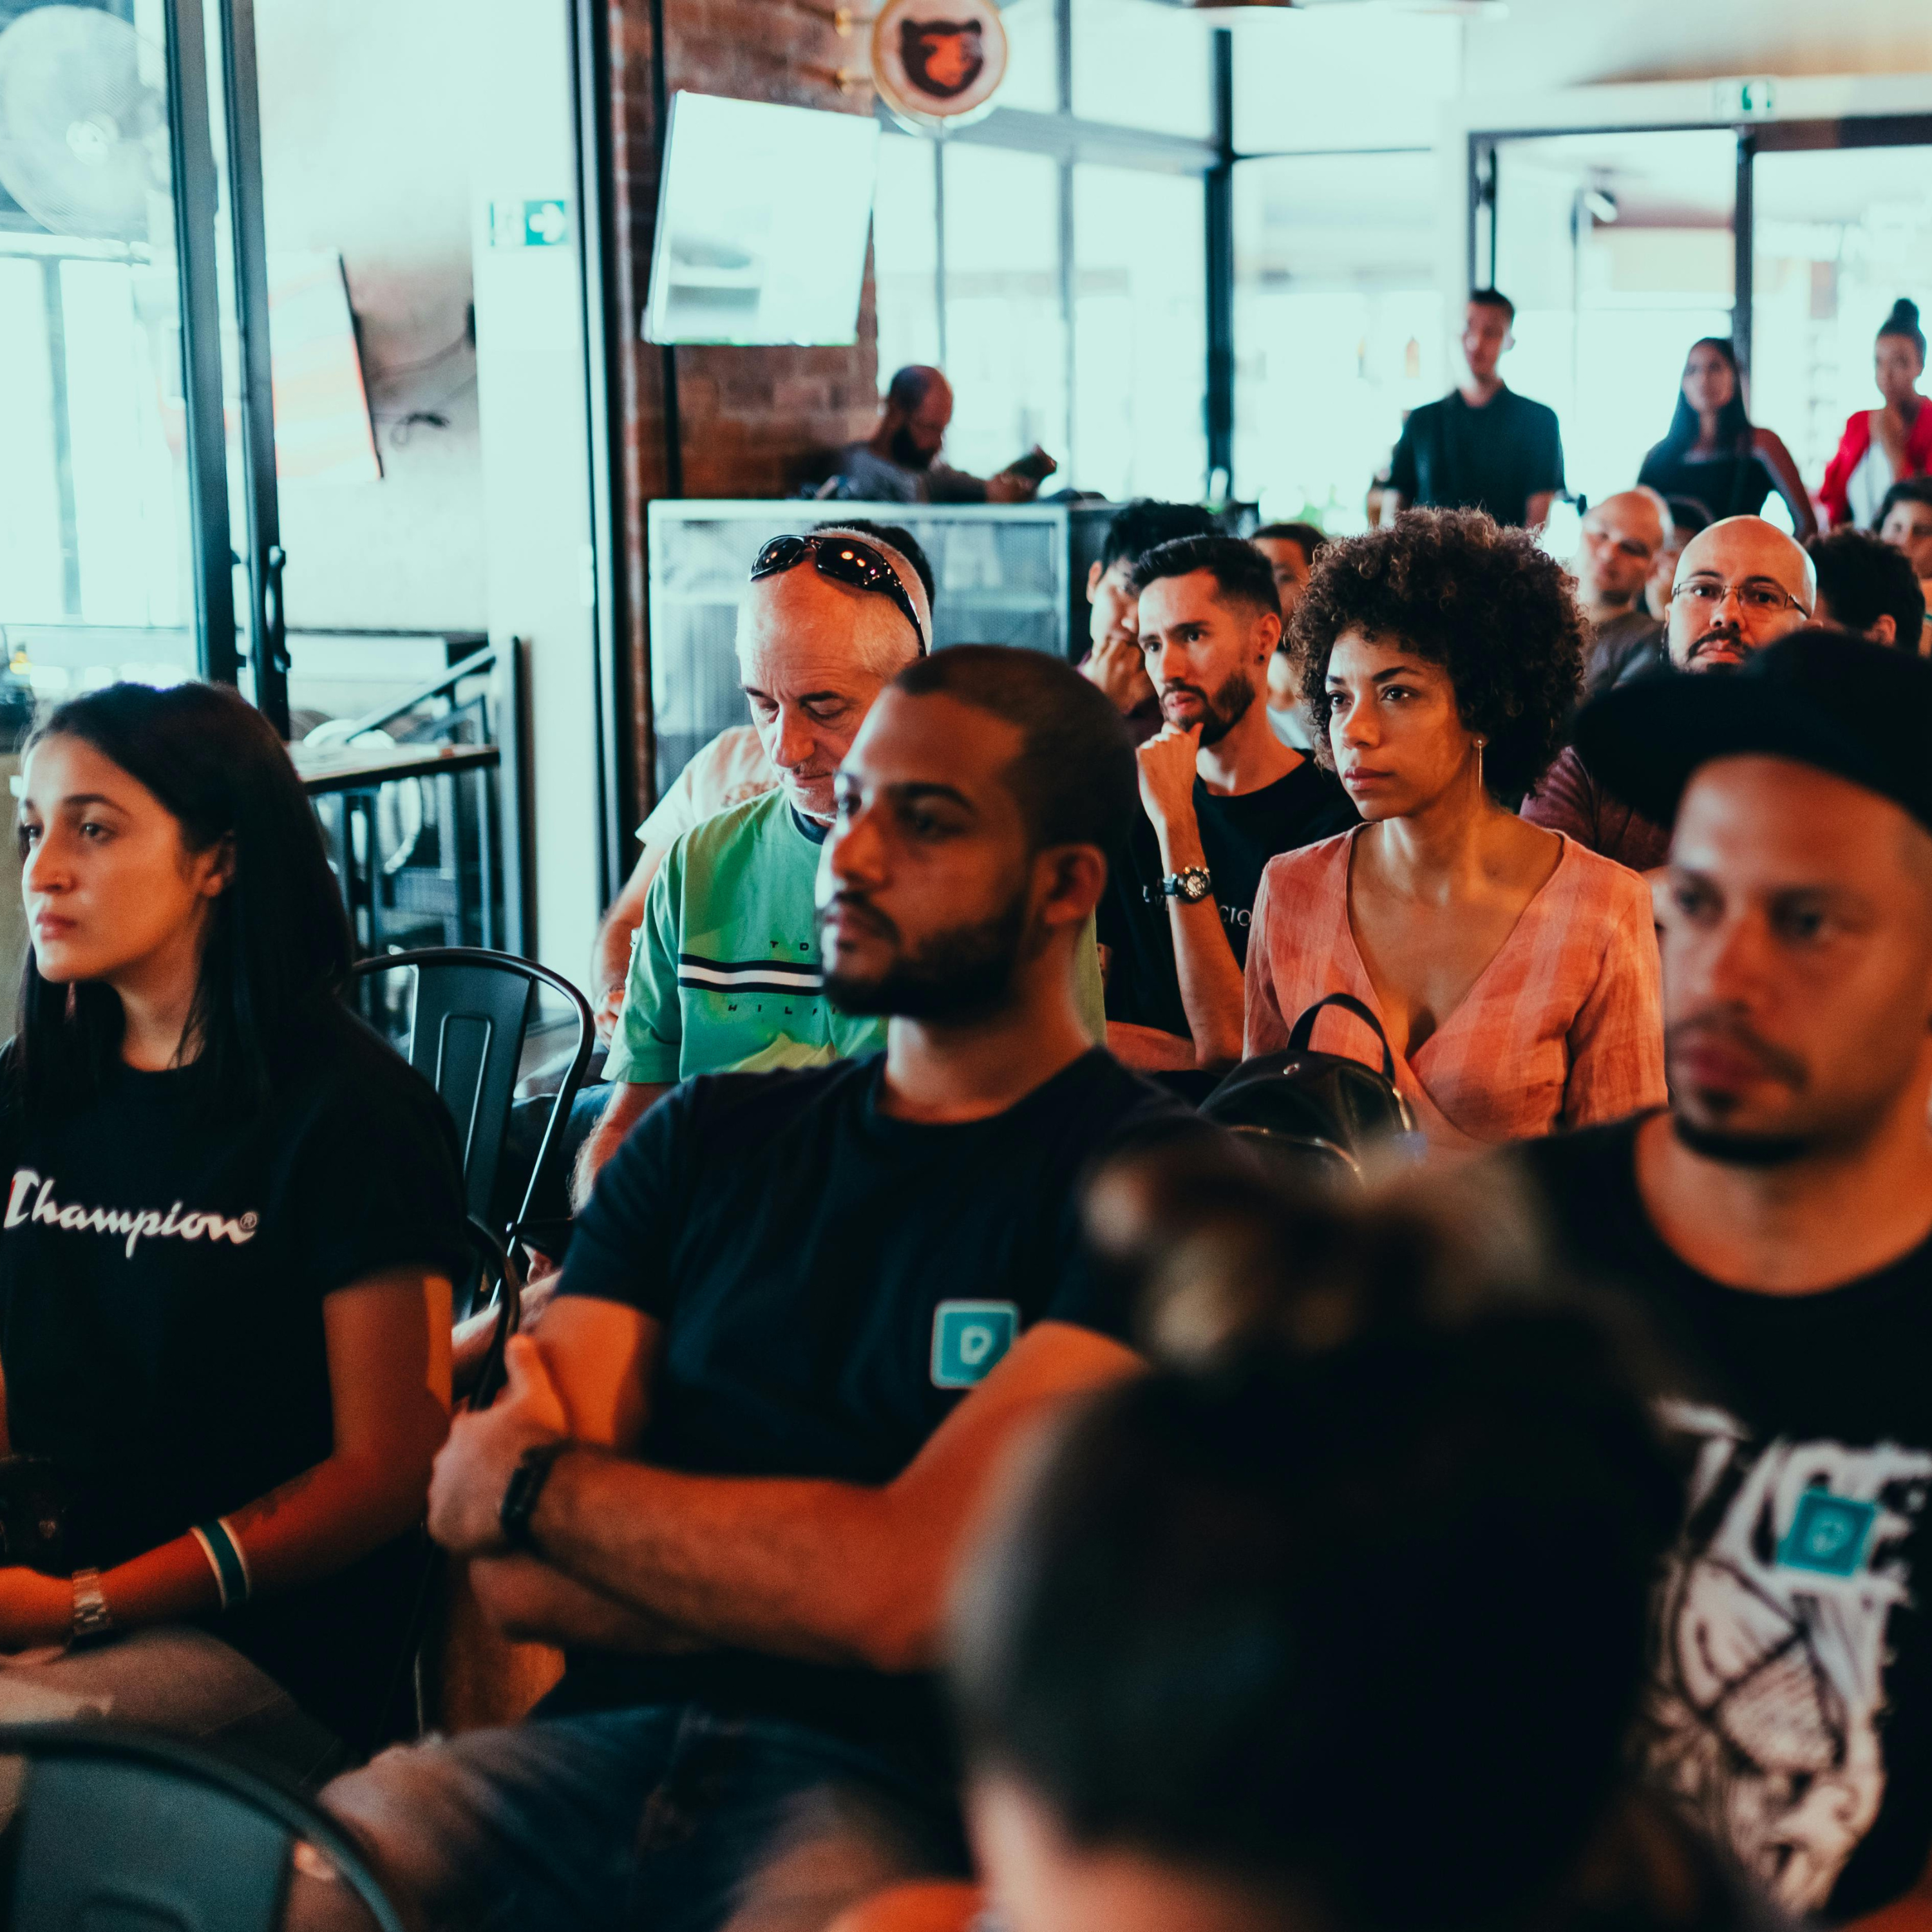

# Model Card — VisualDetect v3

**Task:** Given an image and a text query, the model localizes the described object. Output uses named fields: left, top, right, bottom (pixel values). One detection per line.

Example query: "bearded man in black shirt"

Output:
left=1518, top=634, right=1932, bottom=1927
left=1097, top=535, right=1355, bottom=1073
left=314, top=649, right=1197, bottom=1932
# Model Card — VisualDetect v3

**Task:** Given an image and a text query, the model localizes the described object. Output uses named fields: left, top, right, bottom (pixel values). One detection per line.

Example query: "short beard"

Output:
left=1674, top=624, right=1748, bottom=672
left=822, top=891, right=1028, bottom=1020
left=889, top=424, right=935, bottom=473
left=1195, top=668, right=1257, bottom=748
left=1671, top=1112, right=1815, bottom=1168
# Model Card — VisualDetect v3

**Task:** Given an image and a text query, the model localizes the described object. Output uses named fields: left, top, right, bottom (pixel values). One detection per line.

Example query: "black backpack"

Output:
left=1202, top=993, right=1420, bottom=1186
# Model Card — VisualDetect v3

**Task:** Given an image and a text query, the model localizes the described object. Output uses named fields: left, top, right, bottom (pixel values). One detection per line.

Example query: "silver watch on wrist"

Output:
left=70, top=1567, right=112, bottom=1647
left=1157, top=864, right=1213, bottom=905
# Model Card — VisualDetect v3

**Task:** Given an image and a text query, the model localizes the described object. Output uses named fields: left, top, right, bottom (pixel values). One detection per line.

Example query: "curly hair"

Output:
left=1291, top=508, right=1584, bottom=800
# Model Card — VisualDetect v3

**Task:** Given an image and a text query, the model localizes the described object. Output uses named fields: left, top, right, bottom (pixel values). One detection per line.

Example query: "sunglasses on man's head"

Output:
left=750, top=535, right=927, bottom=655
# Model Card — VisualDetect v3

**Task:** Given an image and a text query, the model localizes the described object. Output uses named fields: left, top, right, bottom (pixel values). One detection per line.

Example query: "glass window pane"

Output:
left=1072, top=165, right=1205, bottom=500
left=253, top=0, right=487, bottom=638
left=0, top=0, right=199, bottom=684
left=1232, top=10, right=1460, bottom=155
left=1071, top=0, right=1209, bottom=138
left=994, top=0, right=1058, bottom=114
left=1492, top=130, right=1736, bottom=509
left=1234, top=152, right=1443, bottom=528
left=66, top=258, right=187, bottom=627
left=0, top=258, right=63, bottom=622
left=1753, top=146, right=1932, bottom=517
left=873, top=132, right=940, bottom=377
left=941, top=145, right=1066, bottom=478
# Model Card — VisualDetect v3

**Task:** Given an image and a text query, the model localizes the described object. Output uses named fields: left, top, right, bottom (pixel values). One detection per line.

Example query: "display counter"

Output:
left=645, top=498, right=1121, bottom=800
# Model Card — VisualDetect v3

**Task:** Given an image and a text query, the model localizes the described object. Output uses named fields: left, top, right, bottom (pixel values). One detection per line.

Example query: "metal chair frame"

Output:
left=345, top=948, right=582, bottom=1741
left=347, top=945, right=594, bottom=1251
left=0, top=1721, right=408, bottom=1932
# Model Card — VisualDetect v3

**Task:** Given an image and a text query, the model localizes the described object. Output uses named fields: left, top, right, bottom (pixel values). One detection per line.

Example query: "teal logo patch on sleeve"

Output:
left=931, top=1300, right=1019, bottom=1388
left=1777, top=1490, right=1879, bottom=1577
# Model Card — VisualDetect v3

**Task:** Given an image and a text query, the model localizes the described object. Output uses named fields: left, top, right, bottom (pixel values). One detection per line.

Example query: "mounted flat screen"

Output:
left=643, top=93, right=880, bottom=346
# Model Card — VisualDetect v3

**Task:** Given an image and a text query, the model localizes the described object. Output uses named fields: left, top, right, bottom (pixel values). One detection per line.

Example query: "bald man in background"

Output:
left=1524, top=516, right=1815, bottom=871
left=1575, top=489, right=1672, bottom=697
left=832, top=365, right=1055, bottom=506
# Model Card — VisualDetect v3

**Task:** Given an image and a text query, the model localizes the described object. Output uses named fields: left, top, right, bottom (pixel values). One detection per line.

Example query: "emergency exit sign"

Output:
left=490, top=199, right=571, bottom=249
left=1712, top=78, right=1777, bottom=120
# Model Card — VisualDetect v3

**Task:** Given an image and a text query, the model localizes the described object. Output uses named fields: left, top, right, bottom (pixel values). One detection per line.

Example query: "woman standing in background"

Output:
left=1638, top=338, right=1815, bottom=537
left=1821, top=299, right=1932, bottom=529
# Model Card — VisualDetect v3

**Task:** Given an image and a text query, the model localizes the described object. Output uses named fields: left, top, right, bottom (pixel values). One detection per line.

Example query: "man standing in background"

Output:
left=1384, top=290, right=1565, bottom=531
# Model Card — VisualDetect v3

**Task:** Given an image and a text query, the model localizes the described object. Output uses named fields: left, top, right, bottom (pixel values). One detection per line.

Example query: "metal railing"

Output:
left=292, top=641, right=529, bottom=959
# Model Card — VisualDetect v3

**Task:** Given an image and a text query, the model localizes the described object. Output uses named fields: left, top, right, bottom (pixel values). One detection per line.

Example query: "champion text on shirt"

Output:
left=2, top=1168, right=259, bottom=1260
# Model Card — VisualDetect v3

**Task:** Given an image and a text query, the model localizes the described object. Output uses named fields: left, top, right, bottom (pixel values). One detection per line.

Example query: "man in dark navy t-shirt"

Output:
left=1386, top=289, right=1564, bottom=531
left=319, top=649, right=1199, bottom=1932
left=1517, top=636, right=1932, bottom=1926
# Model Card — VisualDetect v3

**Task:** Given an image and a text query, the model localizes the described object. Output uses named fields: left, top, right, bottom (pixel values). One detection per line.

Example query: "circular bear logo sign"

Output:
left=871, top=0, right=1008, bottom=131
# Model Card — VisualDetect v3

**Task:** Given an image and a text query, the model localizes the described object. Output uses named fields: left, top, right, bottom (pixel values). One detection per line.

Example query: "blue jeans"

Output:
left=318, top=1704, right=966, bottom=1932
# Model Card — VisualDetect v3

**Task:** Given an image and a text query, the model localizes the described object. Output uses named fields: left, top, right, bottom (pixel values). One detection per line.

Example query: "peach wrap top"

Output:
left=1244, top=828, right=1666, bottom=1152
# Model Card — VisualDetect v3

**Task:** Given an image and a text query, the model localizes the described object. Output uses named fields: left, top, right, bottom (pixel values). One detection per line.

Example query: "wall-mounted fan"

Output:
left=0, top=4, right=166, bottom=241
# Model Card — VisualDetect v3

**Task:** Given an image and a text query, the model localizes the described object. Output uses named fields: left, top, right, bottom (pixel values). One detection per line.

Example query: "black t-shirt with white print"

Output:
left=1519, top=1116, right=1932, bottom=1924
left=1098, top=761, right=1357, bottom=1039
left=0, top=1019, right=466, bottom=1750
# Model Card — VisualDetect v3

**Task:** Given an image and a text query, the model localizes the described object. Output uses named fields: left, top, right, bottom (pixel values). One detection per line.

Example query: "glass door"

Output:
left=0, top=0, right=224, bottom=696
left=1233, top=149, right=1443, bottom=530
left=0, top=0, right=408, bottom=735
left=1490, top=129, right=1739, bottom=515
left=1752, top=143, right=1932, bottom=515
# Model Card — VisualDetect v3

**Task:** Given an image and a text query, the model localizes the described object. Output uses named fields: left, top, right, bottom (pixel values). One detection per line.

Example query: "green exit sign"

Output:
left=490, top=198, right=571, bottom=249
left=1712, top=78, right=1777, bottom=120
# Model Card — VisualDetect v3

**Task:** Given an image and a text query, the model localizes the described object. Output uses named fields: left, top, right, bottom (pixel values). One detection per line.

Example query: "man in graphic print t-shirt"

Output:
left=1517, top=634, right=1932, bottom=1923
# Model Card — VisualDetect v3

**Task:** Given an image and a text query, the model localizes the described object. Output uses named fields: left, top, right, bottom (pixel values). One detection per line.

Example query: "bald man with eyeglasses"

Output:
left=1523, top=516, right=1817, bottom=873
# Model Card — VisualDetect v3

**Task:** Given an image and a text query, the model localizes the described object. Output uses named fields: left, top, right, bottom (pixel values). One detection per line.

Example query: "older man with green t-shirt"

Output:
left=573, top=529, right=925, bottom=1200
left=574, top=534, right=1106, bottom=1204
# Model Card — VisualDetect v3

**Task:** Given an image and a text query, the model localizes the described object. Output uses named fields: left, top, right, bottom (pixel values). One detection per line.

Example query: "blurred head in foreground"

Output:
left=952, top=1148, right=1692, bottom=1932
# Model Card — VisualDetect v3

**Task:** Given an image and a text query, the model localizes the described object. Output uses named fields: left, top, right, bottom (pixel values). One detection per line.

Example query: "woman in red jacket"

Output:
left=1821, top=299, right=1932, bottom=527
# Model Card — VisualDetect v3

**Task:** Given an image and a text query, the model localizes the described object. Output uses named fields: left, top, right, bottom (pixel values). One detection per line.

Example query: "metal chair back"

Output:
left=0, top=1723, right=406, bottom=1932
left=344, top=947, right=588, bottom=1742
left=347, top=945, right=592, bottom=1238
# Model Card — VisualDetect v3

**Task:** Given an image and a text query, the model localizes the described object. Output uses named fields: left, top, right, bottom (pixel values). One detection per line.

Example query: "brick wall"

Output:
left=606, top=0, right=882, bottom=818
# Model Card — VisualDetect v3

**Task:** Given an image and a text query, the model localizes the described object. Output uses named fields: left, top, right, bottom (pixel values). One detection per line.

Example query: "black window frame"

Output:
left=1466, top=111, right=1932, bottom=384
left=877, top=0, right=1234, bottom=497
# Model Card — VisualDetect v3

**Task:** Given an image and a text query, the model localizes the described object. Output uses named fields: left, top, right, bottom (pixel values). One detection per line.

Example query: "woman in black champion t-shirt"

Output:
left=0, top=681, right=464, bottom=1777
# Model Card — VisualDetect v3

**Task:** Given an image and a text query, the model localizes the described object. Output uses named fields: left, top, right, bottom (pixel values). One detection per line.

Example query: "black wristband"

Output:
left=499, top=1439, right=573, bottom=1553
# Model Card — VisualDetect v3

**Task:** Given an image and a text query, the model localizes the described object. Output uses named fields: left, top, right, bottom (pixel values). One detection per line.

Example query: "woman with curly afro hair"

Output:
left=1244, top=509, right=1665, bottom=1151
